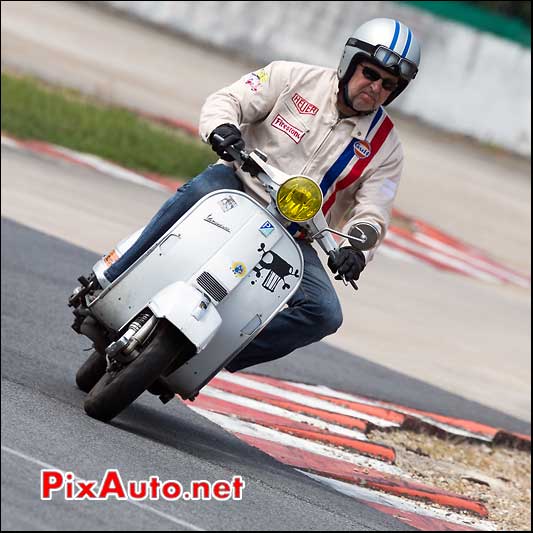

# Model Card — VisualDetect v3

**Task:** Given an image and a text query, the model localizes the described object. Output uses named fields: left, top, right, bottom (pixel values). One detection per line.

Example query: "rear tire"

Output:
left=84, top=320, right=193, bottom=422
left=75, top=349, right=107, bottom=393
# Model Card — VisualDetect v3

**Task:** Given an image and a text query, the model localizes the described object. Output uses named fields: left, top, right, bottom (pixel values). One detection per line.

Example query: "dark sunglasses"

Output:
left=361, top=66, right=399, bottom=92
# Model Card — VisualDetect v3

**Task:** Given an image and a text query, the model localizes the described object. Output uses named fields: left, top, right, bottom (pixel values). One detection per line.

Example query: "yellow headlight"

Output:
left=276, top=176, right=323, bottom=222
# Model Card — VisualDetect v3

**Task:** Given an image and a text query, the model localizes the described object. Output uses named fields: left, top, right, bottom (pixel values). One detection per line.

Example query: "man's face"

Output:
left=344, top=61, right=400, bottom=112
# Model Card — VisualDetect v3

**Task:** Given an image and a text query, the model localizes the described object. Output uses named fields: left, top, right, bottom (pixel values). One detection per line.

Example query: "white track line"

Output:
left=1, top=135, right=168, bottom=192
left=216, top=373, right=399, bottom=428
left=301, top=471, right=497, bottom=531
left=414, top=233, right=530, bottom=288
left=288, top=382, right=493, bottom=441
left=201, top=385, right=368, bottom=441
left=1, top=445, right=205, bottom=531
left=385, top=232, right=501, bottom=284
left=190, top=408, right=401, bottom=476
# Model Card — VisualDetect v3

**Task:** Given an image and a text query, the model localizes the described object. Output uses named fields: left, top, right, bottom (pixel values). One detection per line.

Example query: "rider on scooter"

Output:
left=100, top=18, right=421, bottom=373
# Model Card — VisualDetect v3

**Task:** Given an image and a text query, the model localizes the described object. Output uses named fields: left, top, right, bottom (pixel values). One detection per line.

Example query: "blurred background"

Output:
left=1, top=1, right=531, bottom=420
left=93, top=0, right=531, bottom=156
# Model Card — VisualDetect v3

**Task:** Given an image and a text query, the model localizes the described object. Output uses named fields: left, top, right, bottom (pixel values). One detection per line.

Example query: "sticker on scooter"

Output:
left=103, top=249, right=119, bottom=267
left=231, top=261, right=247, bottom=278
left=251, top=243, right=299, bottom=292
left=259, top=221, right=275, bottom=237
left=218, top=196, right=237, bottom=213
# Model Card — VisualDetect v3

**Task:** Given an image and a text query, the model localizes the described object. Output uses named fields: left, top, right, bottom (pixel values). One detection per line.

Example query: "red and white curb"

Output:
left=384, top=219, right=530, bottom=288
left=1, top=134, right=175, bottom=193
left=2, top=132, right=529, bottom=288
left=184, top=371, right=531, bottom=531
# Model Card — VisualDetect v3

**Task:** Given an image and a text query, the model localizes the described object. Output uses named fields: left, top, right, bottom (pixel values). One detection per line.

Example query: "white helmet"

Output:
left=338, top=18, right=421, bottom=106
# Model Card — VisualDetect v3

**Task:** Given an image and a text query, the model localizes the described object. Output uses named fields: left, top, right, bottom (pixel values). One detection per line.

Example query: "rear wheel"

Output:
left=75, top=349, right=107, bottom=393
left=84, top=320, right=194, bottom=422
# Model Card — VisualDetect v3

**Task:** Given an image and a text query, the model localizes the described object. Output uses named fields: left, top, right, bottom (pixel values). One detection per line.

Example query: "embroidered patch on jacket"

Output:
left=292, top=93, right=319, bottom=115
left=271, top=114, right=305, bottom=144
left=244, top=69, right=269, bottom=93
left=353, top=139, right=372, bottom=159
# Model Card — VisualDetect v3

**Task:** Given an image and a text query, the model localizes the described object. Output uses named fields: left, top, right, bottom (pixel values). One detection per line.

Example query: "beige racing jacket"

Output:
left=199, top=61, right=404, bottom=262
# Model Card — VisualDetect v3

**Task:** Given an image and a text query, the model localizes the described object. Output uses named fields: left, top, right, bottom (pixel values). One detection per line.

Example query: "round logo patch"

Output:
left=231, top=262, right=247, bottom=278
left=354, top=140, right=372, bottom=159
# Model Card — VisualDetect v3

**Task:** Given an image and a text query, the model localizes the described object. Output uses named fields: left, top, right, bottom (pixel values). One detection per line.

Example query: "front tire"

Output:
left=75, top=349, right=107, bottom=393
left=84, top=320, right=193, bottom=422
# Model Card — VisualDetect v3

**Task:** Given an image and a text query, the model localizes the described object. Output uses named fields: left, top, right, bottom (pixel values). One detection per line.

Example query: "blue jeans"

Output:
left=105, top=164, right=343, bottom=372
left=105, top=164, right=245, bottom=282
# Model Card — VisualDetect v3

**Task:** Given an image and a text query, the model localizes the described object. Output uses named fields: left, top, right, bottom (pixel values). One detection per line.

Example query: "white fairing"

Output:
left=149, top=281, right=222, bottom=352
left=88, top=190, right=304, bottom=397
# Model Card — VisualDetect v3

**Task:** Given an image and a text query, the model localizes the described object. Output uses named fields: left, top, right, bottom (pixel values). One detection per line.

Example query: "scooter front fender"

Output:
left=149, top=281, right=222, bottom=352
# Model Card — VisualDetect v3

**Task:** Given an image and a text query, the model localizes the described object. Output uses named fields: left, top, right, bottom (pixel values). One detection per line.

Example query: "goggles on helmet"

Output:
left=347, top=38, right=418, bottom=80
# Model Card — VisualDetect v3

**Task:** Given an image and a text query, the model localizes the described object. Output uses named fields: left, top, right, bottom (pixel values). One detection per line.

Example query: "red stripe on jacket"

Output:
left=323, top=116, right=394, bottom=215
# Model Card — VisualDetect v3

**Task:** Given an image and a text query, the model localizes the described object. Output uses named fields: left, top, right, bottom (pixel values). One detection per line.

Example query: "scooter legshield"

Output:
left=87, top=190, right=303, bottom=396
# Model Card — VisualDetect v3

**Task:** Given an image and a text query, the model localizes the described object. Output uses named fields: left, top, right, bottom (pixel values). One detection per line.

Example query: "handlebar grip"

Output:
left=210, top=133, right=243, bottom=163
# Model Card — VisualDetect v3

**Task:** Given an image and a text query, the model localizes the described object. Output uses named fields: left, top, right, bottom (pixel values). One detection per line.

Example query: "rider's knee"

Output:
left=308, top=297, right=343, bottom=337
left=324, top=301, right=343, bottom=335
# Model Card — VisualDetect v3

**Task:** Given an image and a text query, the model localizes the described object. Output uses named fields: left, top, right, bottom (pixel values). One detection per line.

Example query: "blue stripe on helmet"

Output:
left=383, top=20, right=401, bottom=63
left=401, top=28, right=412, bottom=58
left=389, top=20, right=401, bottom=52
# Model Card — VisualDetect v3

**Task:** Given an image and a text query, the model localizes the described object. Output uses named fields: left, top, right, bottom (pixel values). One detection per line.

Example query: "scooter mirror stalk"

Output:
left=348, top=222, right=380, bottom=251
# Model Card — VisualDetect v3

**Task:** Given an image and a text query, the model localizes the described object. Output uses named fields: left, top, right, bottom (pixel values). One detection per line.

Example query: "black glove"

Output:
left=209, top=123, right=245, bottom=162
left=327, top=247, right=366, bottom=282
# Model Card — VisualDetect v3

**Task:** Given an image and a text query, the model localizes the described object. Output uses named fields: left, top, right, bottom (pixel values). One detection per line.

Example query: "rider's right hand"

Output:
left=209, top=124, right=245, bottom=162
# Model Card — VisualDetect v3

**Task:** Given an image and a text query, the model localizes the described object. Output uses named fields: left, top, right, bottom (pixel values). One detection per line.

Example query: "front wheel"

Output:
left=75, top=349, right=106, bottom=393
left=84, top=320, right=193, bottom=422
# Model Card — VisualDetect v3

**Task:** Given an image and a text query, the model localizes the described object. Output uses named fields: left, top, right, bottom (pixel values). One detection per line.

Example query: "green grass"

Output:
left=1, top=71, right=217, bottom=179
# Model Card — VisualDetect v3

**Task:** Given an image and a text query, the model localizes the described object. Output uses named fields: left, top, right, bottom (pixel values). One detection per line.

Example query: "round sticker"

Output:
left=354, top=140, right=372, bottom=159
left=231, top=262, right=247, bottom=278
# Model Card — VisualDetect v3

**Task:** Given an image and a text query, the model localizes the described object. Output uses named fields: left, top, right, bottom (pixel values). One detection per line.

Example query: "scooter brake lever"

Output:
left=334, top=273, right=359, bottom=291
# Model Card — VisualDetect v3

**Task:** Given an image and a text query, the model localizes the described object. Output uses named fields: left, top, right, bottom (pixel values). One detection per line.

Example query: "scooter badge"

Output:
left=259, top=221, right=275, bottom=237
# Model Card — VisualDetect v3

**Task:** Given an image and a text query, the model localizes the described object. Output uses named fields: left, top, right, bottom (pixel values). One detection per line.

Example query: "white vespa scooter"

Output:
left=68, top=138, right=378, bottom=422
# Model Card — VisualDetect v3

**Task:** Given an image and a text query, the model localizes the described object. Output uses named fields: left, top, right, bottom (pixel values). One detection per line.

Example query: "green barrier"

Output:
left=400, top=1, right=531, bottom=48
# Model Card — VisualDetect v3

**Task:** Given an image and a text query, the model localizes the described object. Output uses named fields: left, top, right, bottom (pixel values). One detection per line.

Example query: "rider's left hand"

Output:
left=327, top=247, right=366, bottom=282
